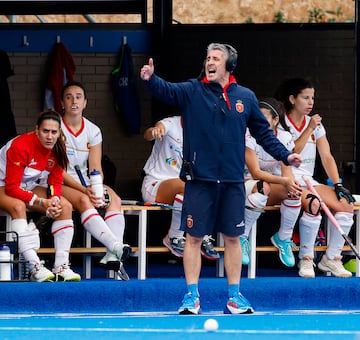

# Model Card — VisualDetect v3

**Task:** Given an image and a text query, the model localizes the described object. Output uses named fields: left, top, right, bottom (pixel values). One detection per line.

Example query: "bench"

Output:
left=1, top=204, right=360, bottom=280
left=0, top=205, right=170, bottom=280
left=243, top=204, right=360, bottom=279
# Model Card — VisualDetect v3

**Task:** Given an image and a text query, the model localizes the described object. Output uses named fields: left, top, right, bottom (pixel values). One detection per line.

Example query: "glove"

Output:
left=334, top=183, right=356, bottom=203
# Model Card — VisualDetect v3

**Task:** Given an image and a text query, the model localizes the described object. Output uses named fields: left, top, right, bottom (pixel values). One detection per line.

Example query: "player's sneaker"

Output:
left=53, top=264, right=81, bottom=282
left=116, top=262, right=130, bottom=281
left=224, top=292, right=254, bottom=314
left=99, top=252, right=120, bottom=270
left=30, top=261, right=55, bottom=282
left=178, top=292, right=201, bottom=315
left=240, top=236, right=250, bottom=265
left=113, top=242, right=132, bottom=262
left=318, top=254, right=352, bottom=278
left=270, top=232, right=295, bottom=267
left=298, top=256, right=315, bottom=278
left=163, top=235, right=186, bottom=257
left=201, top=235, right=220, bottom=260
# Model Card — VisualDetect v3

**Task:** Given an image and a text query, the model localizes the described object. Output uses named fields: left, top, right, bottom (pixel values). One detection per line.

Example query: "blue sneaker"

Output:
left=240, top=236, right=250, bottom=265
left=270, top=232, right=295, bottom=267
left=178, top=292, right=201, bottom=315
left=224, top=292, right=254, bottom=314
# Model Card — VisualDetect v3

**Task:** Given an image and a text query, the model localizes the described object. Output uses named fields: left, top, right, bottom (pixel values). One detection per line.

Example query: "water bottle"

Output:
left=0, top=244, right=11, bottom=281
left=89, top=169, right=104, bottom=207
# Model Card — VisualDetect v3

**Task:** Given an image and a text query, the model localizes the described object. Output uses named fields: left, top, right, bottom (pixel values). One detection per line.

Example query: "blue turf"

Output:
left=0, top=276, right=359, bottom=314
left=0, top=313, right=360, bottom=339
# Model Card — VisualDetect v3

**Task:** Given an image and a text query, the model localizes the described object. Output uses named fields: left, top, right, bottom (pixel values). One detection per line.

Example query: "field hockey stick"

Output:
left=303, top=175, right=360, bottom=260
left=74, top=165, right=87, bottom=187
left=121, top=200, right=181, bottom=211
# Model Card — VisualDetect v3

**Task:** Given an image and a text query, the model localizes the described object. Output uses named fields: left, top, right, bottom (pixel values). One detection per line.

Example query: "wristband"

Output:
left=28, top=194, right=37, bottom=206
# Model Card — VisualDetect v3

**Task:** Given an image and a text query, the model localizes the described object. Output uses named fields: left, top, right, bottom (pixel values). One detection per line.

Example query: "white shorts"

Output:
left=141, top=175, right=162, bottom=202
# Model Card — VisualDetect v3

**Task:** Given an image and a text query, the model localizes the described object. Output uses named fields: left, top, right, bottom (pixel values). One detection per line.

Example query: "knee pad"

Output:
left=256, top=180, right=264, bottom=194
left=103, top=187, right=112, bottom=209
left=12, top=219, right=40, bottom=253
left=305, top=193, right=321, bottom=215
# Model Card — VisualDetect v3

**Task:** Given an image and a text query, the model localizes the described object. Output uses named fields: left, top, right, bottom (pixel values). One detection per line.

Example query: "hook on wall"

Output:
left=22, top=35, right=30, bottom=47
left=56, top=35, right=61, bottom=43
left=89, top=36, right=94, bottom=48
left=122, top=35, right=127, bottom=45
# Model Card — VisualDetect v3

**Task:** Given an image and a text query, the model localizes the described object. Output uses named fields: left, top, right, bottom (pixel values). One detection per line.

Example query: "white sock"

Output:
left=243, top=192, right=268, bottom=238
left=52, top=219, right=74, bottom=267
left=12, top=219, right=40, bottom=268
left=326, top=212, right=353, bottom=259
left=22, top=249, right=41, bottom=269
left=81, top=209, right=117, bottom=252
left=104, top=210, right=125, bottom=242
left=278, top=199, right=302, bottom=240
left=168, top=194, right=184, bottom=239
left=299, top=211, right=322, bottom=259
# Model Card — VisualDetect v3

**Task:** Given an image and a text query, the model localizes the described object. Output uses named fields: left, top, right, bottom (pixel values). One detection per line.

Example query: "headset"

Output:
left=224, top=44, right=238, bottom=73
left=199, top=43, right=238, bottom=79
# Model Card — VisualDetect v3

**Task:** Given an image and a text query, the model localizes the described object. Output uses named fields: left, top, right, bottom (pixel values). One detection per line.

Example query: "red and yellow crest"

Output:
left=187, top=215, right=193, bottom=228
left=47, top=158, right=55, bottom=169
left=236, top=100, right=244, bottom=113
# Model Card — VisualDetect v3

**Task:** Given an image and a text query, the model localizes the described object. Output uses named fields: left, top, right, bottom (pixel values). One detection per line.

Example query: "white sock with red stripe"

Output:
left=52, top=219, right=74, bottom=267
left=243, top=192, right=268, bottom=238
left=81, top=209, right=117, bottom=252
left=299, top=211, right=322, bottom=259
left=278, top=198, right=302, bottom=240
left=104, top=210, right=125, bottom=242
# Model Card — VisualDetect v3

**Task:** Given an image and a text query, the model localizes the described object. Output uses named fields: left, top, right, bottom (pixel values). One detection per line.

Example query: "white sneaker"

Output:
left=113, top=243, right=132, bottom=262
left=298, top=256, right=315, bottom=278
left=318, top=255, right=352, bottom=278
left=30, top=261, right=55, bottom=282
left=99, top=252, right=120, bottom=270
left=53, top=264, right=81, bottom=282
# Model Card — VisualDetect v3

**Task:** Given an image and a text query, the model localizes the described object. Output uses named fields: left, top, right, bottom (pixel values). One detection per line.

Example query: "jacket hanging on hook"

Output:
left=111, top=40, right=141, bottom=135
left=43, top=42, right=76, bottom=114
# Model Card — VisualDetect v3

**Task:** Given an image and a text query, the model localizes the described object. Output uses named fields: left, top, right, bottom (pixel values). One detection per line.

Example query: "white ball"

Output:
left=203, top=318, right=219, bottom=332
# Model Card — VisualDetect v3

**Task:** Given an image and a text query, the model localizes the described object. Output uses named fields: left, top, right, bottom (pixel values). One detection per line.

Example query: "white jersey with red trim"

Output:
left=284, top=114, right=326, bottom=180
left=143, top=116, right=183, bottom=180
left=244, top=127, right=294, bottom=180
left=0, top=131, right=63, bottom=203
left=61, top=116, right=102, bottom=186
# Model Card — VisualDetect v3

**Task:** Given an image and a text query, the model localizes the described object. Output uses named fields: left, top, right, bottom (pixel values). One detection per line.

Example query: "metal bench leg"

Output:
left=248, top=221, right=257, bottom=278
left=137, top=210, right=147, bottom=280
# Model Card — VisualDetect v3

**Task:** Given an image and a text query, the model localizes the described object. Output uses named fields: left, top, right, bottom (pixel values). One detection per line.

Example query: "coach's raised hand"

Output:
left=140, top=58, right=154, bottom=81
